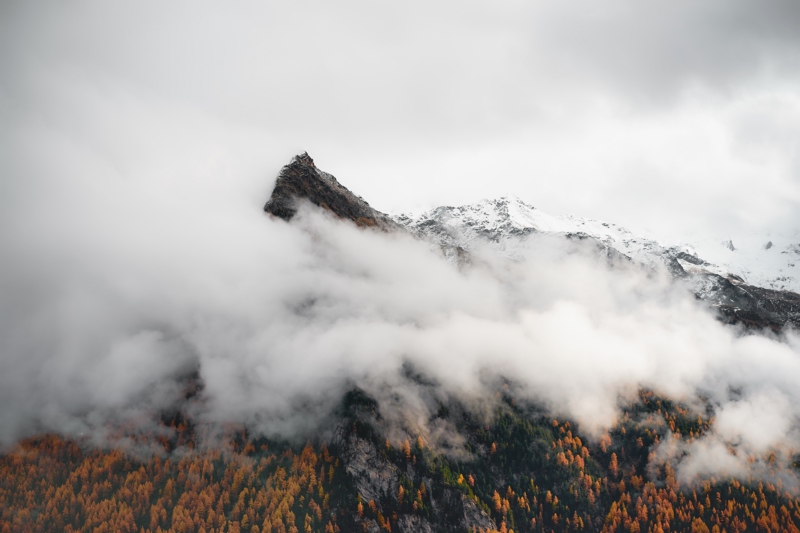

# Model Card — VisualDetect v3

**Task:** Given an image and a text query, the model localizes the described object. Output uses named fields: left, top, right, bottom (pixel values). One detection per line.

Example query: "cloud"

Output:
left=714, top=390, right=793, bottom=453
left=1, top=153, right=799, bottom=459
left=3, top=0, right=800, bottom=485
left=4, top=119, right=800, bottom=492
left=2, top=0, right=800, bottom=242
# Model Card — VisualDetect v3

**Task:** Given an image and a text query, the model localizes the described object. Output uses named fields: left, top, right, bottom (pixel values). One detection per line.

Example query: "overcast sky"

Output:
left=3, top=0, right=800, bottom=242
left=5, top=3, right=800, bottom=479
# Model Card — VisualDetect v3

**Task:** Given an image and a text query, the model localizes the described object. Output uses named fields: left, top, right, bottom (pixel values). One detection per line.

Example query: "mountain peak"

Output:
left=491, top=195, right=534, bottom=208
left=264, top=153, right=398, bottom=230
left=292, top=151, right=316, bottom=168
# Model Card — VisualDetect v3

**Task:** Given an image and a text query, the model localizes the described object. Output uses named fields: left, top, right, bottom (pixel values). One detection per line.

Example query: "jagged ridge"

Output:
left=264, top=152, right=399, bottom=231
left=396, top=197, right=800, bottom=331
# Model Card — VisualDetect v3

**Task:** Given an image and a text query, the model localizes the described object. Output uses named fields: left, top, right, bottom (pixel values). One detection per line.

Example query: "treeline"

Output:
left=3, top=389, right=800, bottom=532
left=0, top=433, right=349, bottom=533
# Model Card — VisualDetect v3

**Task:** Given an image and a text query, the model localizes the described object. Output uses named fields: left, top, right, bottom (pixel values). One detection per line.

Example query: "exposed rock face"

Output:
left=336, top=430, right=400, bottom=505
left=329, top=389, right=498, bottom=533
left=264, top=152, right=399, bottom=230
left=395, top=514, right=435, bottom=533
left=435, top=489, right=498, bottom=532
left=694, top=274, right=800, bottom=331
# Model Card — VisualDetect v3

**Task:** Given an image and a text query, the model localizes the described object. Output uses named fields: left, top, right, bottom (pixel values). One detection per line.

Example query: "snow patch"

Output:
left=396, top=198, right=800, bottom=294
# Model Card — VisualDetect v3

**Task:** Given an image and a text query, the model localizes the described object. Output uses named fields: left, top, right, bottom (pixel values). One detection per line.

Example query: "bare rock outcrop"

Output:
left=264, top=152, right=399, bottom=231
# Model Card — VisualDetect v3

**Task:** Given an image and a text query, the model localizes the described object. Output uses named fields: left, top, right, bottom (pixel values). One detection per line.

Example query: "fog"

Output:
left=3, top=1, right=800, bottom=485
left=3, top=153, right=800, bottom=484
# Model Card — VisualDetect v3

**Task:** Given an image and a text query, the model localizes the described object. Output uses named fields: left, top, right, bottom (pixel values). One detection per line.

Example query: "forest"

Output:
left=3, top=388, right=800, bottom=533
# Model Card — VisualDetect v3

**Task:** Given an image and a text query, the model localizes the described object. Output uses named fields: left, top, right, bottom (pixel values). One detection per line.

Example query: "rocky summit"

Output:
left=264, top=152, right=399, bottom=231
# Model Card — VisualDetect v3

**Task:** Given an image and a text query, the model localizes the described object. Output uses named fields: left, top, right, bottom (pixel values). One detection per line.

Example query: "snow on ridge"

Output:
left=394, top=197, right=800, bottom=294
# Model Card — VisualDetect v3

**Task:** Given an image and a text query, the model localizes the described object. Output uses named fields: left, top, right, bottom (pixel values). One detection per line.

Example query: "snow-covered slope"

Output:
left=677, top=232, right=800, bottom=294
left=394, top=196, right=800, bottom=294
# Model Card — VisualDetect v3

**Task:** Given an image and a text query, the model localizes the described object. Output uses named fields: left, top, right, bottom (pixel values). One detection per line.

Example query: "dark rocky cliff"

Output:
left=264, top=152, right=399, bottom=231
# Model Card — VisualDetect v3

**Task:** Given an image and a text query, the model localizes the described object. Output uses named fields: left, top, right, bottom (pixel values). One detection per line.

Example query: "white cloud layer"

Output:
left=2, top=1, right=800, bottom=483
left=2, top=149, right=800, bottom=484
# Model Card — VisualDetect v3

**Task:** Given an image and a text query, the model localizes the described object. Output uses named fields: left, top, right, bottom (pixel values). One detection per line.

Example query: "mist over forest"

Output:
left=3, top=2, right=800, bottom=532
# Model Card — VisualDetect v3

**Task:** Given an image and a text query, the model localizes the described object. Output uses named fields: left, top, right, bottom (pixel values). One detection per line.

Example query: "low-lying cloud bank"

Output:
left=1, top=171, right=800, bottom=485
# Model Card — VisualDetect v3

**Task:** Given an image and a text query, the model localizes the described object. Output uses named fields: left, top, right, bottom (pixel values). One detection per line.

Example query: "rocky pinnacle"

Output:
left=264, top=152, right=399, bottom=231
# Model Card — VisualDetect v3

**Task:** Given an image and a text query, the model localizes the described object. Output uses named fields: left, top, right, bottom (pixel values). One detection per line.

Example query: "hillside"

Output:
left=4, top=389, right=800, bottom=532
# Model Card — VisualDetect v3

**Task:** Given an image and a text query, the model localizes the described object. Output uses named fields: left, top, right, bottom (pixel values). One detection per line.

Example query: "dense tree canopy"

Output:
left=3, top=389, right=800, bottom=532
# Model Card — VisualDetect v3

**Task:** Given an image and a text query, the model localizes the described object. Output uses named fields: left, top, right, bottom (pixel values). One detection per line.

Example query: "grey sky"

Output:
left=3, top=1, right=800, bottom=241
left=1, top=0, right=799, bottom=242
